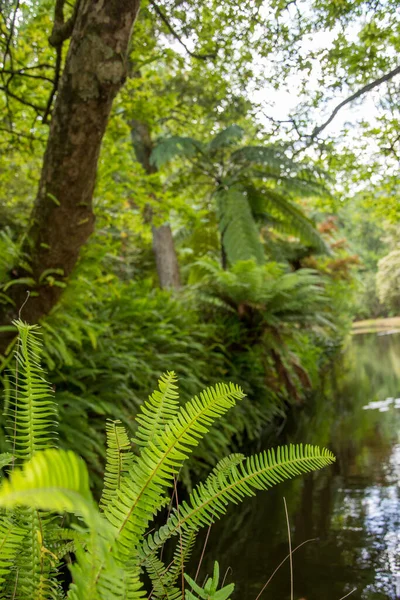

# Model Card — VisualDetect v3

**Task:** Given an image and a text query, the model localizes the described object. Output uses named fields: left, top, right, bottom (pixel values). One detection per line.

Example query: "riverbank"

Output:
left=352, top=316, right=400, bottom=335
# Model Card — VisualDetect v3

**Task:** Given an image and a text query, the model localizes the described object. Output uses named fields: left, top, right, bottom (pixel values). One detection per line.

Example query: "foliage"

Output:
left=151, top=126, right=329, bottom=267
left=0, top=321, right=335, bottom=598
left=376, top=250, right=400, bottom=315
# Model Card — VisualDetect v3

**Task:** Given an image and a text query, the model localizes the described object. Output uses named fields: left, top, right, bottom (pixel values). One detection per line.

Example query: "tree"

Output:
left=0, top=0, right=140, bottom=350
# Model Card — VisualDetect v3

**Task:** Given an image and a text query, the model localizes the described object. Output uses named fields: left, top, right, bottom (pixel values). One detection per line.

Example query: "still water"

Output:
left=193, top=333, right=400, bottom=599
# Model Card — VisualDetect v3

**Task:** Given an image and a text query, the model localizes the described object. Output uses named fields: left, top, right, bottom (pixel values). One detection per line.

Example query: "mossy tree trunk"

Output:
left=0, top=0, right=141, bottom=347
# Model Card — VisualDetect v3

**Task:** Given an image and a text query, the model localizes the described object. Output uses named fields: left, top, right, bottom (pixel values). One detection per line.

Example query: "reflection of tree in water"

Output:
left=190, top=333, right=400, bottom=599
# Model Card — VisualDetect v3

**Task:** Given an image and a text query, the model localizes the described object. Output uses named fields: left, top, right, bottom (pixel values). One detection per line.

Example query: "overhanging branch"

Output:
left=310, top=64, right=400, bottom=140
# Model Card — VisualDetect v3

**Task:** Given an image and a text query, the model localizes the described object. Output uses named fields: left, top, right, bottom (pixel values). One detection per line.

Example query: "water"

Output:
left=192, top=333, right=400, bottom=599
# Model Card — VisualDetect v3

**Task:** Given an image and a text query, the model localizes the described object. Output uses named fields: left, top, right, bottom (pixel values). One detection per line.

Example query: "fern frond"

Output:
left=0, top=449, right=94, bottom=524
left=258, top=188, right=329, bottom=254
left=0, top=516, right=25, bottom=587
left=104, top=382, right=245, bottom=562
left=216, top=188, right=264, bottom=265
left=204, top=453, right=245, bottom=487
left=142, top=444, right=335, bottom=558
left=133, top=371, right=180, bottom=448
left=230, top=145, right=298, bottom=172
left=150, top=137, right=202, bottom=169
left=208, top=125, right=243, bottom=151
left=7, top=320, right=57, bottom=462
left=100, top=420, right=134, bottom=511
left=144, top=528, right=197, bottom=599
left=0, top=453, right=12, bottom=473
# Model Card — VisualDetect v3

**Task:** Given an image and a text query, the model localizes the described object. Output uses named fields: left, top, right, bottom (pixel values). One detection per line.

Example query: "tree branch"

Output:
left=310, top=65, right=400, bottom=140
left=43, top=0, right=81, bottom=123
left=148, top=0, right=217, bottom=61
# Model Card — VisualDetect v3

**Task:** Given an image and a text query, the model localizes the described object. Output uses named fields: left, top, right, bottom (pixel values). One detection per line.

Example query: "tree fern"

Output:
left=208, top=126, right=243, bottom=152
left=216, top=187, right=265, bottom=265
left=151, top=137, right=203, bottom=169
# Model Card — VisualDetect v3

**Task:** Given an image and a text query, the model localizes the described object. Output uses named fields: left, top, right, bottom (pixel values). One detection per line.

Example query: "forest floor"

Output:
left=352, top=316, right=400, bottom=335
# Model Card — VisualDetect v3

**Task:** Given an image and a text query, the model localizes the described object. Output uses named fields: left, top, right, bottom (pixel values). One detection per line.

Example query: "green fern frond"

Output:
left=0, top=517, right=25, bottom=587
left=0, top=449, right=94, bottom=524
left=100, top=420, right=134, bottom=511
left=7, top=320, right=57, bottom=462
left=258, top=188, right=329, bottom=254
left=104, top=382, right=245, bottom=562
left=230, top=145, right=298, bottom=172
left=150, top=137, right=202, bottom=169
left=216, top=188, right=264, bottom=265
left=142, top=444, right=335, bottom=558
left=208, top=125, right=244, bottom=152
left=133, top=371, right=180, bottom=448
left=204, top=453, right=245, bottom=487
left=0, top=453, right=13, bottom=473
left=145, top=528, right=197, bottom=600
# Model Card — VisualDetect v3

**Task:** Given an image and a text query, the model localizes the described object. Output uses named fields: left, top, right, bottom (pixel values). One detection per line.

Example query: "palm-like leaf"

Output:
left=216, top=187, right=265, bottom=265
left=247, top=186, right=329, bottom=254
left=150, top=137, right=202, bottom=169
left=208, top=125, right=244, bottom=152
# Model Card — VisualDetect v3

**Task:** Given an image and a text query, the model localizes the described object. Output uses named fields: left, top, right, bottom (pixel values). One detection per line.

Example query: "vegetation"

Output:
left=0, top=1, right=398, bottom=596
left=0, top=321, right=335, bottom=598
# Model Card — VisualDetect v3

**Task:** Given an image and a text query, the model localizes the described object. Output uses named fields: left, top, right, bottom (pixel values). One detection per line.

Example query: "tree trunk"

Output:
left=151, top=223, right=181, bottom=289
left=0, top=0, right=141, bottom=343
left=130, top=118, right=181, bottom=289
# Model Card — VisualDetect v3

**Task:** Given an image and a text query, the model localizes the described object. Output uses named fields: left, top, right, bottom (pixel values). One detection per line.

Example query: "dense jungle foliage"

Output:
left=0, top=0, right=398, bottom=595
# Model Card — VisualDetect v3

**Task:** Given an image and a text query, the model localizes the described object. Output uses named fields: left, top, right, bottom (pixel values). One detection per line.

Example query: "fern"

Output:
left=216, top=187, right=265, bottom=265
left=141, top=444, right=334, bottom=560
left=0, top=323, right=335, bottom=598
left=133, top=371, right=180, bottom=448
left=102, top=382, right=244, bottom=563
left=151, top=128, right=330, bottom=267
left=208, top=126, right=243, bottom=152
left=151, top=137, right=203, bottom=169
left=100, top=420, right=134, bottom=511
left=7, top=320, right=57, bottom=462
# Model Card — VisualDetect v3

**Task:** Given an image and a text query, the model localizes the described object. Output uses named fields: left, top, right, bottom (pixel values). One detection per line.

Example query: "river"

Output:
left=191, top=332, right=400, bottom=599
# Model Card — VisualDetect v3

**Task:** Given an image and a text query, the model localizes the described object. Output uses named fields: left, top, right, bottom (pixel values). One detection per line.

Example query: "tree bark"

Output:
left=151, top=223, right=181, bottom=289
left=0, top=0, right=141, bottom=340
left=130, top=118, right=181, bottom=289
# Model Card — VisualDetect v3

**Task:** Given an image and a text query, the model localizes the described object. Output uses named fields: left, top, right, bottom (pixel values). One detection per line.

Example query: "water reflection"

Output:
left=192, top=333, right=400, bottom=599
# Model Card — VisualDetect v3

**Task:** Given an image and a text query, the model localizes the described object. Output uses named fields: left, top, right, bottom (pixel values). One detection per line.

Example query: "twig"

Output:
left=338, top=588, right=357, bottom=600
left=310, top=65, right=400, bottom=140
left=194, top=523, right=212, bottom=583
left=283, top=497, right=293, bottom=600
left=173, top=475, right=185, bottom=597
left=149, top=0, right=217, bottom=60
left=221, top=566, right=232, bottom=588
left=254, top=537, right=318, bottom=600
